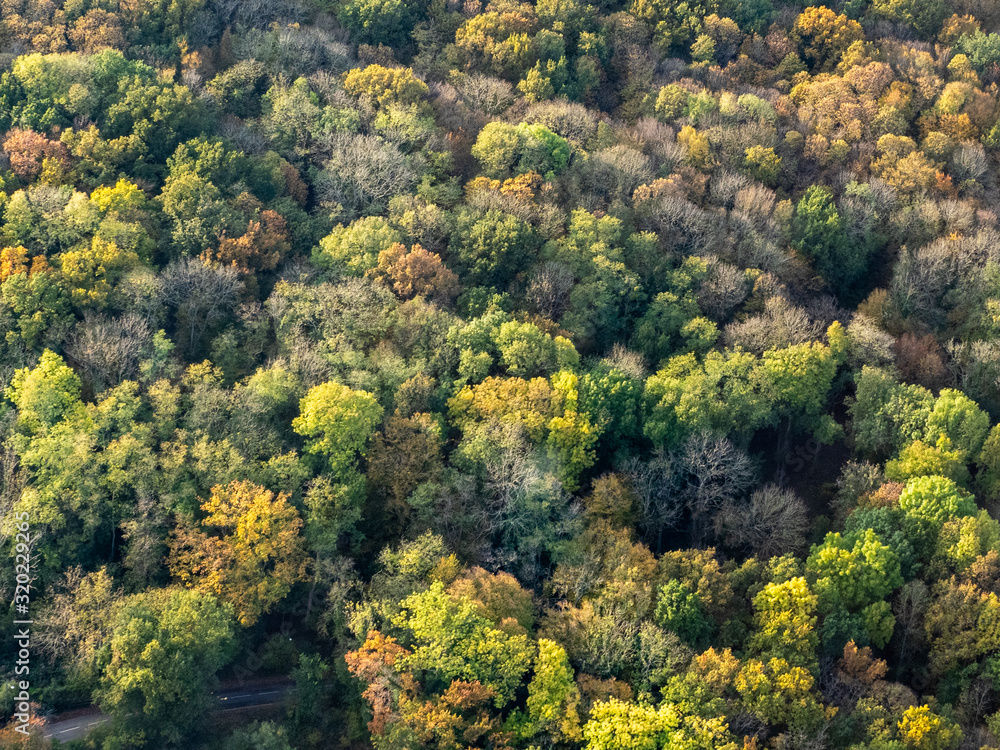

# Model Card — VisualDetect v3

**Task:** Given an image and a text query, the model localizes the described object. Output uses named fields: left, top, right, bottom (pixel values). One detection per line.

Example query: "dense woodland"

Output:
left=9, top=0, right=1000, bottom=748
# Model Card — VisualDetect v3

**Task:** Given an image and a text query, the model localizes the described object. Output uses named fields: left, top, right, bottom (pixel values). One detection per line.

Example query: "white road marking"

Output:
left=224, top=690, right=280, bottom=700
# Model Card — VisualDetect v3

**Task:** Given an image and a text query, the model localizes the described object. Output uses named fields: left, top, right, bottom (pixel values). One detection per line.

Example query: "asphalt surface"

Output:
left=43, top=683, right=295, bottom=742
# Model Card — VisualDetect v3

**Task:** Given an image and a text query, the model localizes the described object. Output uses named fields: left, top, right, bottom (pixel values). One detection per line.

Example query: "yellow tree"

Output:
left=168, top=480, right=308, bottom=626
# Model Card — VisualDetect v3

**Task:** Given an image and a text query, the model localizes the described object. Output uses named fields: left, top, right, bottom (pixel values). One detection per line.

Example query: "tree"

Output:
left=792, top=185, right=873, bottom=297
left=792, top=7, right=864, bottom=71
left=954, top=30, right=1000, bottom=73
left=368, top=242, right=459, bottom=304
left=449, top=208, right=540, bottom=288
left=807, top=529, right=902, bottom=614
left=293, top=381, right=384, bottom=475
left=897, top=705, right=962, bottom=749
left=850, top=367, right=934, bottom=460
left=923, top=389, right=989, bottom=463
left=582, top=699, right=675, bottom=750
left=338, top=0, right=422, bottom=48
left=715, top=484, right=810, bottom=559
left=471, top=122, right=571, bottom=179
left=3, top=128, right=69, bottom=181
left=37, top=566, right=122, bottom=684
left=898, top=475, right=977, bottom=557
left=6, top=349, right=83, bottom=435
left=518, top=639, right=583, bottom=745
left=58, top=237, right=140, bottom=310
left=582, top=698, right=738, bottom=750
left=314, top=133, right=416, bottom=218
left=167, top=481, right=308, bottom=627
left=316, top=216, right=405, bottom=276
left=289, top=655, right=330, bottom=731
left=1, top=255, right=72, bottom=350
left=630, top=0, right=713, bottom=54
left=872, top=0, right=946, bottom=39
left=749, top=577, right=819, bottom=671
left=343, top=65, right=430, bottom=108
left=161, top=258, right=243, bottom=356
left=207, top=60, right=269, bottom=118
left=643, top=351, right=769, bottom=449
left=223, top=722, right=296, bottom=750
left=654, top=580, right=713, bottom=647
left=203, top=210, right=291, bottom=277
left=886, top=437, right=969, bottom=487
left=96, top=588, right=236, bottom=746
left=735, top=657, right=826, bottom=732
left=744, top=146, right=781, bottom=186
left=393, top=582, right=534, bottom=707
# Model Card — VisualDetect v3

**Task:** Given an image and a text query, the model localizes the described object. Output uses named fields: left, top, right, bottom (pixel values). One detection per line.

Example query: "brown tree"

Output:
left=367, top=242, right=460, bottom=304
left=3, top=129, right=70, bottom=181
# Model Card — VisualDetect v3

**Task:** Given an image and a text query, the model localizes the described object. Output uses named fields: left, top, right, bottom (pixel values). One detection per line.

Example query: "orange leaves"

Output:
left=345, top=631, right=416, bottom=737
left=346, top=631, right=513, bottom=750
left=346, top=630, right=413, bottom=682
left=368, top=242, right=459, bottom=304
left=3, top=128, right=69, bottom=181
left=202, top=210, right=290, bottom=275
left=838, top=640, right=888, bottom=685
left=167, top=480, right=308, bottom=627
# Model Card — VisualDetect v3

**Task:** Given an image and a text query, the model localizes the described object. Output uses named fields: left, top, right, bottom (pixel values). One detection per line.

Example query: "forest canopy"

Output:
left=5, top=0, right=1000, bottom=749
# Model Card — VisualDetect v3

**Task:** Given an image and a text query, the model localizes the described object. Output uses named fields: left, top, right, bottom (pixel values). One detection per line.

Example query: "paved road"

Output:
left=44, top=683, right=295, bottom=742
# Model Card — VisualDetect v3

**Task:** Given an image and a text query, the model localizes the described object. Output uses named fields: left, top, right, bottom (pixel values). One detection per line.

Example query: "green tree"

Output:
left=630, top=0, right=714, bottom=54
left=643, top=349, right=772, bottom=449
left=450, top=208, right=540, bottom=288
left=293, top=381, right=384, bottom=475
left=807, top=529, right=902, bottom=613
left=924, top=389, right=990, bottom=463
left=393, top=581, right=534, bottom=707
left=339, top=0, right=422, bottom=48
left=6, top=349, right=84, bottom=435
left=96, top=588, right=236, bottom=746
left=955, top=30, right=1000, bottom=73
left=850, top=367, right=934, bottom=459
left=792, top=185, right=872, bottom=297
left=898, top=474, right=977, bottom=553
left=519, top=639, right=583, bottom=745
left=654, top=580, right=713, bottom=647
left=224, top=722, right=296, bottom=750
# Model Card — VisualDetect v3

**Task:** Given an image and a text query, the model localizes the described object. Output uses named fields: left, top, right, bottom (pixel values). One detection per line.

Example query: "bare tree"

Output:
left=66, top=313, right=152, bottom=392
left=716, top=483, right=809, bottom=559
left=314, top=133, right=416, bottom=218
left=482, top=421, right=544, bottom=539
left=675, top=434, right=756, bottom=545
left=526, top=261, right=575, bottom=320
left=601, top=343, right=647, bottom=380
left=724, top=295, right=822, bottom=354
left=455, top=74, right=515, bottom=116
left=697, top=256, right=749, bottom=321
left=523, top=100, right=599, bottom=146
left=621, top=450, right=682, bottom=553
left=161, top=258, right=243, bottom=355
